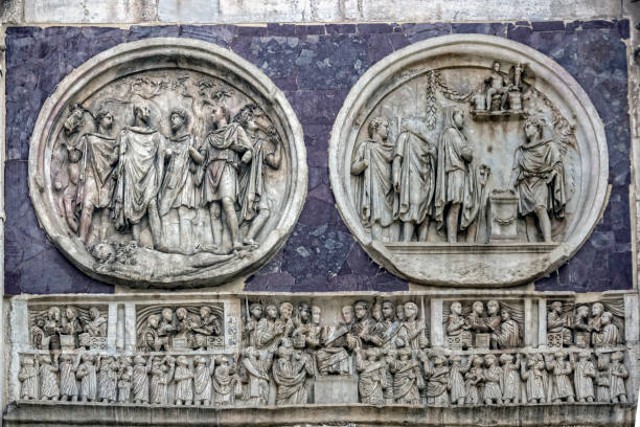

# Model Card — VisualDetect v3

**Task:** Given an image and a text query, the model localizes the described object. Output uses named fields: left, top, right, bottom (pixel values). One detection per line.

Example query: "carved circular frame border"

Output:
left=28, top=38, right=307, bottom=289
left=329, top=34, right=609, bottom=287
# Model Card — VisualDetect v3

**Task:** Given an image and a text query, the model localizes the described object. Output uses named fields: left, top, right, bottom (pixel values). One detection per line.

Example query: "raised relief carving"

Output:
left=14, top=292, right=635, bottom=409
left=29, top=38, right=306, bottom=288
left=329, top=35, right=608, bottom=287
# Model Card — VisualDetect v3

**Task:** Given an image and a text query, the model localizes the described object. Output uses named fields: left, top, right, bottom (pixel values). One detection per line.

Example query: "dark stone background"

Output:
left=4, top=20, right=632, bottom=295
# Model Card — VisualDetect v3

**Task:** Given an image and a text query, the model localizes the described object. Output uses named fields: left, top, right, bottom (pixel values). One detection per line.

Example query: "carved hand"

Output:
left=241, top=151, right=252, bottom=164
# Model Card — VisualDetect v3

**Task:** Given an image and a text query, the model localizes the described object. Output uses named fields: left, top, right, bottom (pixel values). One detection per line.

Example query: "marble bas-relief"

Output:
left=28, top=38, right=307, bottom=288
left=10, top=291, right=637, bottom=410
left=329, top=35, right=608, bottom=287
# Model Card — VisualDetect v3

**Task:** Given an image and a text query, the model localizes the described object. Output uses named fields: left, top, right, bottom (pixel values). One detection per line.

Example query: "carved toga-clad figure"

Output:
left=434, top=106, right=479, bottom=243
left=113, top=105, right=166, bottom=249
left=393, top=121, right=437, bottom=241
left=511, top=117, right=566, bottom=242
left=272, top=340, right=315, bottom=405
left=351, top=116, right=395, bottom=241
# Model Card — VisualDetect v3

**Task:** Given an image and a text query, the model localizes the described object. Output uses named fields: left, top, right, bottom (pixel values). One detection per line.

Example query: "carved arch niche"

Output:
left=29, top=38, right=307, bottom=289
left=329, top=35, right=608, bottom=287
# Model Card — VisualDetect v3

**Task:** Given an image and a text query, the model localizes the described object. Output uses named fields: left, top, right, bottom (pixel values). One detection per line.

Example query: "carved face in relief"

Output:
left=265, top=305, right=278, bottom=320
left=551, top=301, right=563, bottom=314
left=170, top=111, right=186, bottom=133
left=501, top=309, right=510, bottom=321
left=472, top=301, right=484, bottom=316
left=382, top=301, right=395, bottom=320
left=298, top=304, right=311, bottom=324
left=311, top=306, right=321, bottom=325
left=280, top=302, right=293, bottom=321
left=450, top=302, right=462, bottom=315
left=354, top=301, right=369, bottom=320
left=396, top=305, right=405, bottom=321
left=404, top=302, right=418, bottom=320
left=341, top=305, right=354, bottom=324
left=47, top=307, right=61, bottom=322
left=250, top=304, right=264, bottom=320
left=133, top=105, right=151, bottom=124
left=591, top=303, right=604, bottom=317
left=487, top=300, right=499, bottom=316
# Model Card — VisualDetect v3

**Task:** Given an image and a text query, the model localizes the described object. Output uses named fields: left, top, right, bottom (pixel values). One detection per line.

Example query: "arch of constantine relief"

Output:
left=1, top=2, right=639, bottom=426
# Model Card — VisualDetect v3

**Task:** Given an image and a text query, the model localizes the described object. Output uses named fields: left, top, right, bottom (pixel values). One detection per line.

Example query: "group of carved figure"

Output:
left=137, top=306, right=223, bottom=351
left=354, top=348, right=628, bottom=406
left=352, top=64, right=565, bottom=244
left=30, top=306, right=107, bottom=351
left=546, top=301, right=623, bottom=349
left=19, top=352, right=242, bottom=406
left=57, top=101, right=281, bottom=255
left=446, top=300, right=523, bottom=350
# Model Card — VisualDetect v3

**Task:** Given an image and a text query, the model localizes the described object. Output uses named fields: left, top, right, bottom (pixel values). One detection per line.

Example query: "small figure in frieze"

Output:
left=132, top=355, right=152, bottom=404
left=424, top=353, right=451, bottom=405
left=292, top=302, right=315, bottom=350
left=371, top=300, right=403, bottom=351
left=84, top=307, right=108, bottom=338
left=62, top=306, right=83, bottom=347
left=44, top=307, right=63, bottom=351
left=39, top=354, right=60, bottom=401
left=255, top=304, right=282, bottom=352
left=150, top=355, right=175, bottom=405
left=573, top=351, right=596, bottom=403
left=137, top=314, right=165, bottom=352
left=272, top=339, right=315, bottom=405
left=244, top=302, right=263, bottom=348
left=547, top=301, right=573, bottom=347
left=351, top=117, right=394, bottom=242
left=591, top=311, right=620, bottom=349
left=449, top=354, right=471, bottom=405
left=97, top=355, right=119, bottom=403
left=276, top=301, right=296, bottom=341
left=609, top=351, right=628, bottom=403
left=484, top=61, right=510, bottom=111
left=491, top=309, right=522, bottom=350
left=573, top=305, right=591, bottom=348
left=315, top=305, right=354, bottom=376
left=117, top=355, right=133, bottom=403
left=76, top=353, right=97, bottom=402
left=59, top=353, right=79, bottom=402
left=19, top=355, right=39, bottom=401
left=193, top=356, right=213, bottom=406
left=355, top=348, right=388, bottom=405
left=174, top=355, right=194, bottom=405
left=351, top=300, right=377, bottom=348
left=397, top=302, right=428, bottom=352
left=499, top=353, right=521, bottom=404
left=482, top=354, right=503, bottom=405
left=544, top=351, right=575, bottom=403
left=388, top=347, right=423, bottom=405
left=446, top=301, right=472, bottom=349
left=464, top=355, right=485, bottom=405
left=30, top=317, right=47, bottom=350
left=520, top=353, right=547, bottom=404
left=212, top=355, right=238, bottom=406
left=239, top=347, right=272, bottom=406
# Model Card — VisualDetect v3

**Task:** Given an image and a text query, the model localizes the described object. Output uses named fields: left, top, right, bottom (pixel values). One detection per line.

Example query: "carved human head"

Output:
left=234, top=104, right=260, bottom=132
left=367, top=116, right=389, bottom=141
left=472, top=356, right=484, bottom=367
left=554, top=351, right=566, bottom=360
left=161, top=308, right=173, bottom=322
left=341, top=305, right=354, bottom=324
left=472, top=301, right=484, bottom=315
left=591, top=303, right=604, bottom=317
left=523, top=117, right=544, bottom=140
left=485, top=354, right=496, bottom=366
left=59, top=354, right=72, bottom=363
left=396, top=304, right=405, bottom=321
left=577, top=352, right=591, bottom=361
left=492, top=60, right=501, bottom=72
left=176, top=356, right=189, bottom=366
left=381, top=301, right=395, bottom=320
left=95, top=110, right=114, bottom=131
left=452, top=107, right=465, bottom=129
left=279, top=302, right=293, bottom=320
left=194, top=356, right=206, bottom=365
left=47, top=306, right=61, bottom=321
left=298, top=303, right=311, bottom=323
left=148, top=314, right=160, bottom=329
left=89, top=307, right=100, bottom=320
left=65, top=306, right=77, bottom=320
left=398, top=347, right=411, bottom=360
left=265, top=304, right=278, bottom=320
left=371, top=302, right=382, bottom=322
left=249, top=303, right=263, bottom=319
left=576, top=305, right=589, bottom=319
left=501, top=309, right=511, bottom=321
left=365, top=348, right=380, bottom=361
left=404, top=302, right=418, bottom=320
left=133, top=105, right=151, bottom=123
left=22, top=356, right=35, bottom=366
left=499, top=353, right=514, bottom=364
left=551, top=301, right=563, bottom=313
left=487, top=300, right=499, bottom=315
left=450, top=301, right=462, bottom=315
left=611, top=351, right=624, bottom=362
left=170, top=109, right=188, bottom=132
left=133, top=355, right=146, bottom=365
left=211, top=104, right=231, bottom=125
left=199, top=306, right=211, bottom=318
left=35, top=317, right=45, bottom=328
left=601, top=311, right=613, bottom=325
left=176, top=307, right=188, bottom=320
left=354, top=301, right=369, bottom=320
left=312, top=306, right=322, bottom=325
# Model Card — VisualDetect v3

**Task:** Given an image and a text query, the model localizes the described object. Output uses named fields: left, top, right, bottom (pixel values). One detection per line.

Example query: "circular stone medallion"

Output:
left=329, top=35, right=608, bottom=287
left=29, top=38, right=307, bottom=288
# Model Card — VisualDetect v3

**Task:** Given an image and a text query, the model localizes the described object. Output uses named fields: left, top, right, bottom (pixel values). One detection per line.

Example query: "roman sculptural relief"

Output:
left=28, top=38, right=307, bottom=288
left=12, top=292, right=636, bottom=408
left=329, top=35, right=609, bottom=286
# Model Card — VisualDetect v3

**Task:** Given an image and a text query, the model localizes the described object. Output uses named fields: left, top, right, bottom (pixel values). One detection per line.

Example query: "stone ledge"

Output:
left=3, top=401, right=636, bottom=426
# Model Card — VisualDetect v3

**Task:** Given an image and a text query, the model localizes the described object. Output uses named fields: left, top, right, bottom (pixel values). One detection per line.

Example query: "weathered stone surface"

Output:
left=24, top=0, right=156, bottom=23
left=158, top=0, right=219, bottom=22
left=4, top=21, right=632, bottom=294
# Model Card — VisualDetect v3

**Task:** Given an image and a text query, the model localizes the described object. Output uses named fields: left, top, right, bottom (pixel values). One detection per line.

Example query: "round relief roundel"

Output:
left=329, top=34, right=608, bottom=287
left=29, top=38, right=307, bottom=289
